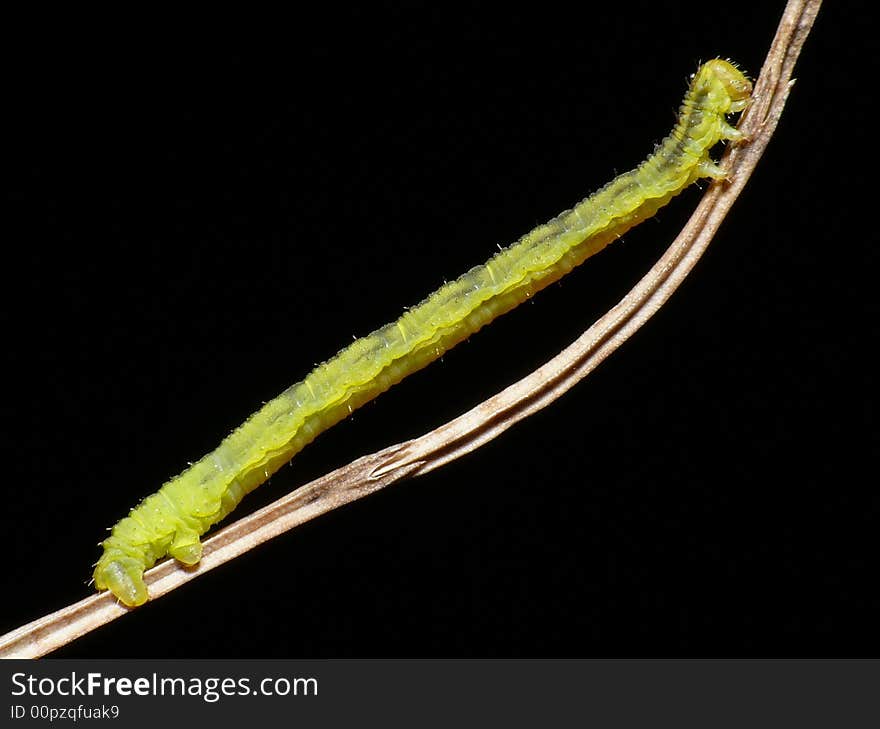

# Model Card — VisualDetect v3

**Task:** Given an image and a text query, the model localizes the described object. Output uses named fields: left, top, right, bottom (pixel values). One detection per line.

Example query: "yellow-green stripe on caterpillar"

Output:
left=94, top=59, right=751, bottom=606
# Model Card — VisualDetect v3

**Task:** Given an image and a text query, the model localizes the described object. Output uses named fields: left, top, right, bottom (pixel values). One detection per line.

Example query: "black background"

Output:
left=3, top=4, right=874, bottom=657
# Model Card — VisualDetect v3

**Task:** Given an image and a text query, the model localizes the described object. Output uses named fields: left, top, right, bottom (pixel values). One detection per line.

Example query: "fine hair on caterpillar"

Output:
left=93, top=59, right=752, bottom=607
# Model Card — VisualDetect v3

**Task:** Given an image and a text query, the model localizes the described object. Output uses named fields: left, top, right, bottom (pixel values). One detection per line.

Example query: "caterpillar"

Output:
left=94, top=59, right=751, bottom=606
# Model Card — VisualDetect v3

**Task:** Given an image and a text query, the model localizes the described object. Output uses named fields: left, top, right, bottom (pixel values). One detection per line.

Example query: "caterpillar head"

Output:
left=697, top=59, right=752, bottom=115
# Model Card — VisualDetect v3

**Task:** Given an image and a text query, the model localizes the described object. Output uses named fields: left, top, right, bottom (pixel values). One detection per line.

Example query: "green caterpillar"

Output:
left=94, top=59, right=751, bottom=606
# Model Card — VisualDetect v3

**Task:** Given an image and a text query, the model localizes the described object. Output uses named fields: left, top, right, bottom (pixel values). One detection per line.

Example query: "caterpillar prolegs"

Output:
left=94, top=59, right=751, bottom=606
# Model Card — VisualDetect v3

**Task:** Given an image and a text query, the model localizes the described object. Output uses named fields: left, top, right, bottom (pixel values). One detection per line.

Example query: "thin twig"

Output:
left=0, top=0, right=821, bottom=659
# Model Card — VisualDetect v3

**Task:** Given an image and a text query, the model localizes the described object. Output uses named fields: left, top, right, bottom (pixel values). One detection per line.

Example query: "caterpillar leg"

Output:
left=94, top=528, right=204, bottom=606
left=169, top=528, right=203, bottom=565
left=720, top=119, right=747, bottom=142
left=697, top=159, right=730, bottom=181
left=93, top=553, right=149, bottom=607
